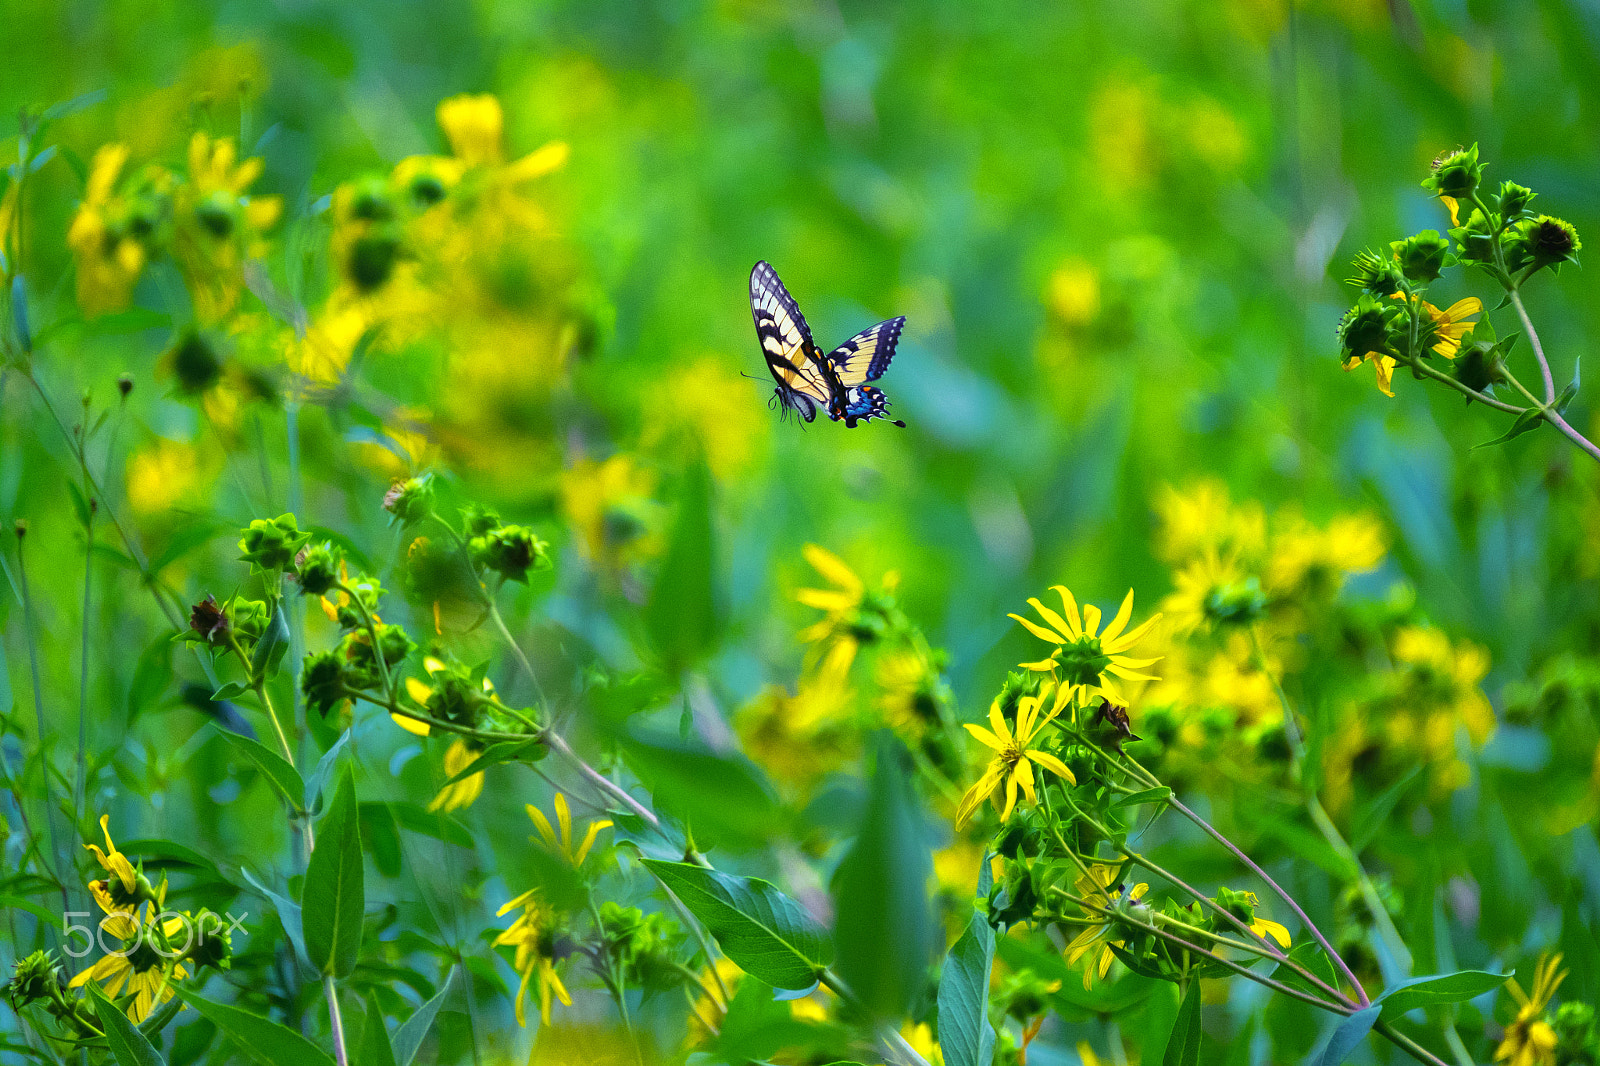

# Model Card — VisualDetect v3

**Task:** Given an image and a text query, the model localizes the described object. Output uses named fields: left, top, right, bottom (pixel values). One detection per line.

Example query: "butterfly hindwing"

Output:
left=751, top=261, right=833, bottom=422
left=826, top=316, right=904, bottom=388
left=837, top=385, right=905, bottom=428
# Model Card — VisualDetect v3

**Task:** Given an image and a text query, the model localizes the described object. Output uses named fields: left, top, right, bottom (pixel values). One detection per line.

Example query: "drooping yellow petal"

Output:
left=1026, top=749, right=1076, bottom=785
left=1082, top=603, right=1102, bottom=639
left=1000, top=763, right=1021, bottom=823
left=988, top=699, right=1014, bottom=744
left=963, top=722, right=1007, bottom=752
left=527, top=804, right=559, bottom=851
left=1251, top=917, right=1292, bottom=949
left=1011, top=758, right=1038, bottom=807
left=392, top=713, right=431, bottom=737
left=1374, top=354, right=1397, bottom=397
left=574, top=819, right=612, bottom=867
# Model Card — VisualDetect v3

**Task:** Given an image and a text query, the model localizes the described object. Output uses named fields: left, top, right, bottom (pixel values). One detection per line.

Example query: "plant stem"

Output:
left=74, top=487, right=94, bottom=836
left=1373, top=1020, right=1455, bottom=1066
left=1400, top=354, right=1526, bottom=415
left=817, top=970, right=932, bottom=1066
left=324, top=977, right=349, bottom=1066
left=1507, top=291, right=1556, bottom=403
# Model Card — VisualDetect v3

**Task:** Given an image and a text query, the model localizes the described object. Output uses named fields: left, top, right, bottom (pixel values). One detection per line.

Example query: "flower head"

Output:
left=1393, top=293, right=1482, bottom=360
left=1338, top=294, right=1404, bottom=396
left=84, top=816, right=155, bottom=938
left=1162, top=553, right=1263, bottom=636
left=426, top=739, right=485, bottom=813
left=494, top=889, right=571, bottom=1027
left=68, top=883, right=188, bottom=1022
left=1009, top=587, right=1161, bottom=700
left=527, top=792, right=611, bottom=867
left=956, top=681, right=1077, bottom=828
left=1063, top=863, right=1148, bottom=990
left=1496, top=952, right=1566, bottom=1066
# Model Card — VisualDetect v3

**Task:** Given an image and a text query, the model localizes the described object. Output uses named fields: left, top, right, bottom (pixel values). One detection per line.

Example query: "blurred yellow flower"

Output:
left=641, top=357, right=768, bottom=480
left=426, top=739, right=485, bottom=813
left=1266, top=512, right=1386, bottom=597
left=527, top=792, right=611, bottom=867
left=901, top=1021, right=944, bottom=1066
left=560, top=453, right=661, bottom=573
left=1154, top=480, right=1266, bottom=566
left=68, top=144, right=160, bottom=318
left=1011, top=587, right=1161, bottom=700
left=494, top=889, right=570, bottom=1027
left=1162, top=552, right=1257, bottom=636
left=1046, top=259, right=1100, bottom=326
left=1064, top=863, right=1148, bottom=990
left=126, top=436, right=210, bottom=516
left=1495, top=952, right=1565, bottom=1066
left=438, top=93, right=507, bottom=167
left=84, top=815, right=143, bottom=939
left=956, top=681, right=1076, bottom=828
left=69, top=881, right=188, bottom=1022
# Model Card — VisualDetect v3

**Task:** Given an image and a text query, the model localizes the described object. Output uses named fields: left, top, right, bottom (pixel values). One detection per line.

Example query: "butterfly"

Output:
left=749, top=260, right=906, bottom=428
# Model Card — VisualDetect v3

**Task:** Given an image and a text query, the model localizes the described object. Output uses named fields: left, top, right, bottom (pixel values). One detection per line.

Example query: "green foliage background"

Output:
left=3, top=1, right=1600, bottom=1064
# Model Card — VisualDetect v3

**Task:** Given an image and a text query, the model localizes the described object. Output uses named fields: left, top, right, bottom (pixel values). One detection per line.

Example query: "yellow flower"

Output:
left=901, top=1021, right=945, bottom=1066
left=955, top=681, right=1077, bottom=828
left=494, top=889, right=571, bottom=1027
left=1230, top=890, right=1292, bottom=948
left=559, top=453, right=660, bottom=574
left=437, top=94, right=507, bottom=167
left=67, top=144, right=157, bottom=318
left=1266, top=512, right=1386, bottom=597
left=1063, top=863, right=1148, bottom=990
left=69, top=886, right=188, bottom=1022
left=1393, top=293, right=1483, bottom=359
left=527, top=792, right=611, bottom=867
left=1392, top=626, right=1495, bottom=747
left=876, top=646, right=944, bottom=735
left=84, top=815, right=147, bottom=939
left=426, top=739, right=485, bottom=813
left=1154, top=479, right=1266, bottom=566
left=1495, top=952, right=1565, bottom=1066
left=1162, top=552, right=1257, bottom=636
left=1010, top=587, right=1162, bottom=700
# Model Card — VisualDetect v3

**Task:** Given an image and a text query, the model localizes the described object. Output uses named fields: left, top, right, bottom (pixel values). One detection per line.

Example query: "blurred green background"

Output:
left=4, top=0, right=1600, bottom=1061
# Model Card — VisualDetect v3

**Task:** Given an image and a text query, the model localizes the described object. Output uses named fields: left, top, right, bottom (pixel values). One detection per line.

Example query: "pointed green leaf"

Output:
left=302, top=765, right=365, bottom=977
left=1316, top=1005, right=1379, bottom=1065
left=1114, top=786, right=1172, bottom=809
left=88, top=988, right=164, bottom=1066
left=1374, top=970, right=1506, bottom=1018
left=392, top=967, right=456, bottom=1066
left=644, top=456, right=721, bottom=670
left=641, top=859, right=832, bottom=989
left=359, top=993, right=398, bottom=1066
left=937, top=906, right=996, bottom=1066
left=1162, top=979, right=1203, bottom=1066
left=171, top=985, right=337, bottom=1066
left=216, top=726, right=305, bottom=812
left=1474, top=407, right=1544, bottom=449
left=251, top=604, right=292, bottom=681
left=242, top=867, right=314, bottom=975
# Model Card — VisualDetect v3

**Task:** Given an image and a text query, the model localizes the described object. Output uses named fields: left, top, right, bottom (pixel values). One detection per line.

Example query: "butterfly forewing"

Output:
left=751, top=261, right=835, bottom=421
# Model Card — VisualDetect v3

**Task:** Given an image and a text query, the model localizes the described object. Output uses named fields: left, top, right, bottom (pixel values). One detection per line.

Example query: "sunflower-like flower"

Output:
left=494, top=889, right=571, bottom=1027
left=173, top=132, right=281, bottom=323
left=84, top=816, right=156, bottom=939
left=67, top=145, right=173, bottom=318
left=1391, top=293, right=1483, bottom=361
left=426, top=739, right=485, bottom=813
left=1495, top=952, right=1565, bottom=1066
left=1009, top=587, right=1161, bottom=700
left=795, top=543, right=902, bottom=670
left=1162, top=553, right=1263, bottom=636
left=1063, top=863, right=1148, bottom=990
left=68, top=885, right=189, bottom=1022
left=527, top=792, right=611, bottom=867
left=955, top=681, right=1077, bottom=828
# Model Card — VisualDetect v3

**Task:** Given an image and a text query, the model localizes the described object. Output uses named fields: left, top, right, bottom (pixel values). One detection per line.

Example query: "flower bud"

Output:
left=189, top=594, right=232, bottom=645
left=1336, top=295, right=1397, bottom=361
left=1423, top=144, right=1482, bottom=200
left=1346, top=249, right=1404, bottom=295
left=184, top=910, right=235, bottom=973
left=238, top=513, right=312, bottom=572
left=383, top=476, right=434, bottom=526
left=1496, top=181, right=1536, bottom=221
left=301, top=649, right=347, bottom=718
left=7, top=950, right=62, bottom=1006
left=295, top=541, right=341, bottom=597
left=167, top=329, right=223, bottom=395
left=1518, top=215, right=1582, bottom=270
left=1390, top=230, right=1450, bottom=283
left=471, top=525, right=551, bottom=584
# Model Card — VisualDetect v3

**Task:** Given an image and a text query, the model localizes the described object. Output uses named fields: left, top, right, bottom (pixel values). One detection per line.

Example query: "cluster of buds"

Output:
left=464, top=504, right=552, bottom=585
left=238, top=513, right=312, bottom=573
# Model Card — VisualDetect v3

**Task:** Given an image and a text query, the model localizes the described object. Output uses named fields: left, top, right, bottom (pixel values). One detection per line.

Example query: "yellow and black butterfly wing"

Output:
left=751, top=261, right=834, bottom=422
left=825, top=316, right=905, bottom=387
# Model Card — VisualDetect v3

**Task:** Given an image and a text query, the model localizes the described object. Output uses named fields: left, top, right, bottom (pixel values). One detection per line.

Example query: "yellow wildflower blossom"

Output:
left=69, top=884, right=188, bottom=1022
left=1495, top=952, right=1565, bottom=1066
left=494, top=889, right=571, bottom=1027
left=527, top=792, right=611, bottom=867
left=1063, top=863, right=1148, bottom=990
left=1010, top=586, right=1161, bottom=700
left=955, top=681, right=1077, bottom=828
left=426, top=739, right=485, bottom=813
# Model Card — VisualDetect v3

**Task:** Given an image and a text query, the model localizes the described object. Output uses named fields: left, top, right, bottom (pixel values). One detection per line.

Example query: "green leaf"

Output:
left=1162, top=979, right=1203, bottom=1066
left=305, top=729, right=351, bottom=813
left=392, top=967, right=456, bottom=1066
left=1352, top=765, right=1421, bottom=853
left=212, top=680, right=250, bottom=701
left=302, top=765, right=365, bottom=977
left=644, top=455, right=721, bottom=670
left=172, top=985, right=338, bottom=1066
left=216, top=726, right=306, bottom=812
left=251, top=604, right=292, bottom=681
left=126, top=637, right=174, bottom=724
left=1315, top=1005, right=1379, bottom=1066
left=359, top=993, right=398, bottom=1066
left=88, top=988, right=164, bottom=1066
left=436, top=739, right=545, bottom=788
left=1474, top=406, right=1544, bottom=449
left=1374, top=970, right=1506, bottom=1018
left=1113, top=786, right=1172, bottom=809
left=832, top=736, right=935, bottom=1019
left=241, top=867, right=314, bottom=975
left=937, top=907, right=996, bottom=1066
left=621, top=729, right=777, bottom=850
left=641, top=859, right=832, bottom=989
left=0, top=894, right=58, bottom=925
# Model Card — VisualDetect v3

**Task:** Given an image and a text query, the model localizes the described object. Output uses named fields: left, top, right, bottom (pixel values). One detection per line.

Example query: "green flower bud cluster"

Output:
left=1421, top=144, right=1482, bottom=200
left=183, top=593, right=268, bottom=649
left=470, top=523, right=552, bottom=584
left=598, top=903, right=686, bottom=992
left=238, top=513, right=312, bottom=573
left=5, top=951, right=98, bottom=1039
left=301, top=624, right=417, bottom=718
left=295, top=541, right=342, bottom=596
left=383, top=475, right=435, bottom=526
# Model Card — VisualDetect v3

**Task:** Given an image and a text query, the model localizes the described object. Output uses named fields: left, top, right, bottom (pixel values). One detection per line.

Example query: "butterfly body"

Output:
left=749, top=261, right=906, bottom=428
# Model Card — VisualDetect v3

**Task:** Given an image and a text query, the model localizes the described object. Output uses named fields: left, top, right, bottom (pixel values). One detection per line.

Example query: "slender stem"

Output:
left=75, top=492, right=94, bottom=831
left=14, top=532, right=73, bottom=931
left=542, top=730, right=659, bottom=830
left=1507, top=291, right=1556, bottom=403
left=1166, top=793, right=1369, bottom=1006
left=1543, top=405, right=1600, bottom=463
left=817, top=970, right=933, bottom=1066
left=1401, top=354, right=1527, bottom=415
left=334, top=581, right=394, bottom=698
left=324, top=977, right=349, bottom=1066
left=1373, top=1020, right=1456, bottom=1066
left=227, top=633, right=296, bottom=764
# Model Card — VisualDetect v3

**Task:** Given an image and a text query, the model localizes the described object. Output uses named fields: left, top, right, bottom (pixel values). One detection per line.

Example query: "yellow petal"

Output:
left=1024, top=598, right=1075, bottom=642
left=1051, top=586, right=1084, bottom=639
left=574, top=819, right=612, bottom=867
left=1100, top=590, right=1135, bottom=644
left=527, top=804, right=558, bottom=850
left=405, top=678, right=434, bottom=703
left=797, top=588, right=857, bottom=612
left=802, top=544, right=863, bottom=596
left=1252, top=918, right=1292, bottom=949
left=1104, top=613, right=1161, bottom=653
left=988, top=699, right=1014, bottom=744
left=963, top=722, right=1006, bottom=752
left=1374, top=355, right=1396, bottom=397
left=1026, top=749, right=1076, bottom=785
left=1082, top=603, right=1102, bottom=639
left=554, top=792, right=572, bottom=848
left=391, top=712, right=430, bottom=737
left=1010, top=611, right=1066, bottom=645
left=1012, top=758, right=1037, bottom=807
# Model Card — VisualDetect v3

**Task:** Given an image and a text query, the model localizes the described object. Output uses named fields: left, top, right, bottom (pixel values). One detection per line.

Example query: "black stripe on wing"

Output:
left=826, top=315, right=904, bottom=388
left=836, top=384, right=906, bottom=428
